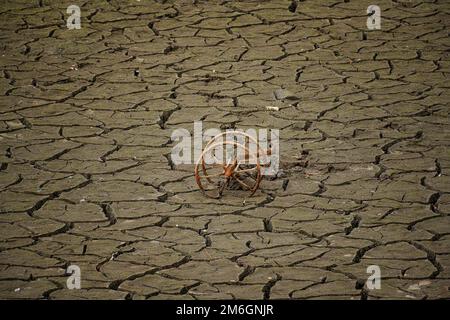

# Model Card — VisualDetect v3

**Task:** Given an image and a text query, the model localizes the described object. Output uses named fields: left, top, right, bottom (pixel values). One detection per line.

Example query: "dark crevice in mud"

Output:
left=58, top=85, right=89, bottom=103
left=180, top=282, right=200, bottom=295
left=238, top=265, right=255, bottom=282
left=379, top=208, right=396, bottom=220
left=312, top=181, right=326, bottom=196
left=374, top=131, right=424, bottom=179
left=288, top=0, right=298, bottom=13
left=344, top=215, right=361, bottom=235
left=282, top=178, right=289, bottom=191
left=3, top=70, right=11, bottom=80
left=381, top=140, right=401, bottom=154
left=374, top=161, right=386, bottom=179
left=0, top=163, right=8, bottom=172
left=263, top=218, right=273, bottom=232
left=431, top=233, right=442, bottom=241
left=21, top=44, right=31, bottom=55
left=412, top=109, right=431, bottom=117
left=124, top=292, right=133, bottom=300
left=147, top=22, right=159, bottom=36
left=163, top=44, right=179, bottom=54
left=353, top=243, right=378, bottom=263
left=109, top=255, right=191, bottom=290
left=101, top=203, right=117, bottom=226
left=158, top=106, right=181, bottom=129
left=20, top=118, right=32, bottom=129
left=232, top=97, right=238, bottom=107
left=199, top=220, right=212, bottom=247
left=168, top=91, right=177, bottom=99
left=360, top=287, right=369, bottom=300
left=100, top=145, right=121, bottom=162
left=355, top=278, right=365, bottom=290
left=155, top=216, right=169, bottom=227
left=231, top=247, right=255, bottom=263
left=362, top=31, right=367, bottom=41
left=415, top=131, right=423, bottom=139
left=6, top=147, right=12, bottom=158
left=44, top=145, right=82, bottom=162
left=428, top=192, right=440, bottom=213
left=204, top=235, right=212, bottom=247
left=42, top=280, right=63, bottom=299
left=26, top=194, right=57, bottom=217
left=408, top=215, right=438, bottom=231
left=410, top=241, right=443, bottom=279
left=86, top=9, right=99, bottom=21
left=420, top=177, right=429, bottom=188
left=295, top=70, right=302, bottom=82
left=434, top=159, right=442, bottom=177
left=262, top=273, right=281, bottom=300
left=157, top=193, right=169, bottom=202
left=164, top=153, right=175, bottom=170
left=303, top=120, right=312, bottom=131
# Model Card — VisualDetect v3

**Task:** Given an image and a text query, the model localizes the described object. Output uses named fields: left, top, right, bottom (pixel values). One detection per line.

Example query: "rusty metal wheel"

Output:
left=195, top=140, right=263, bottom=198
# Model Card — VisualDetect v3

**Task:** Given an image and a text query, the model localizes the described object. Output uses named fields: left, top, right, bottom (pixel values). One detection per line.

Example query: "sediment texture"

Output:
left=0, top=0, right=449, bottom=299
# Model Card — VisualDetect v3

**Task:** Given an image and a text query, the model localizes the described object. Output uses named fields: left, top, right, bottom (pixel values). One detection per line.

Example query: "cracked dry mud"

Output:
left=0, top=0, right=449, bottom=300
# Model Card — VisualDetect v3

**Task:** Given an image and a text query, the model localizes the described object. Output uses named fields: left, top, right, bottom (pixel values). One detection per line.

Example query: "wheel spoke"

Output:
left=218, top=178, right=229, bottom=196
left=232, top=174, right=253, bottom=190
left=234, top=167, right=258, bottom=173
left=199, top=173, right=223, bottom=179
left=240, top=169, right=259, bottom=181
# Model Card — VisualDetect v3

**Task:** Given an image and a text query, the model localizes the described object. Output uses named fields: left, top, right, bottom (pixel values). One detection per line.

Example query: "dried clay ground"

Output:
left=0, top=0, right=449, bottom=299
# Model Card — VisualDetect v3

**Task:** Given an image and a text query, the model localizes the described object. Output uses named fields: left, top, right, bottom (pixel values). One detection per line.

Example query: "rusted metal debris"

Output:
left=194, top=131, right=270, bottom=199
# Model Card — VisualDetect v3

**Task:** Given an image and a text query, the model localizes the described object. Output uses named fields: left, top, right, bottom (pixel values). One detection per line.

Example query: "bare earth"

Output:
left=0, top=0, right=449, bottom=299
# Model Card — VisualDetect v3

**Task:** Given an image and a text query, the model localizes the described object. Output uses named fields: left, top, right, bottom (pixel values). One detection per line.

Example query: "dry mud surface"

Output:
left=0, top=0, right=449, bottom=299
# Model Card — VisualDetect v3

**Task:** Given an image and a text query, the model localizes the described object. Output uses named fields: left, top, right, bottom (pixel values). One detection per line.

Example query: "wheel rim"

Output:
left=195, top=140, right=262, bottom=198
